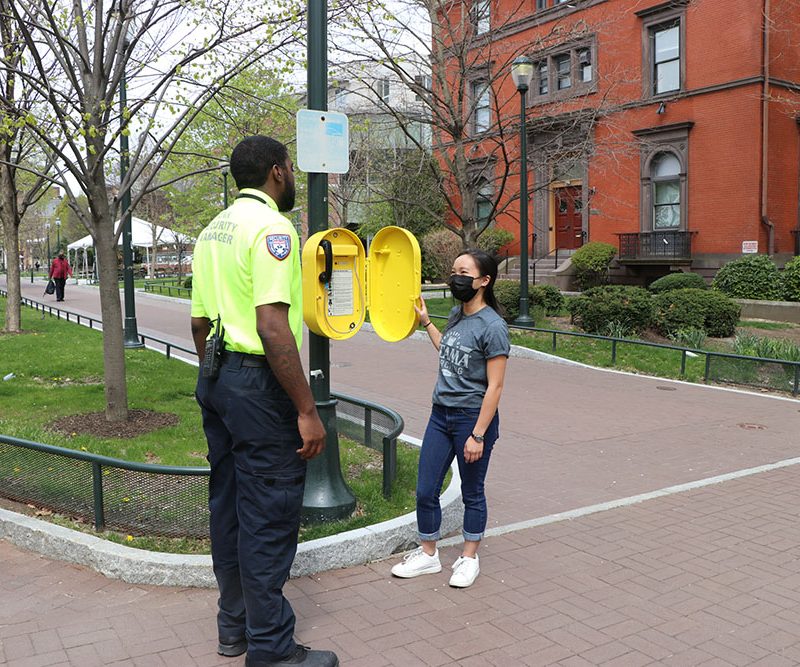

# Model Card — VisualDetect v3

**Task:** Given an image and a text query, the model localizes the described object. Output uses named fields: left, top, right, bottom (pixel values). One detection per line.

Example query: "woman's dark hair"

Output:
left=230, top=135, right=288, bottom=190
left=445, top=248, right=500, bottom=331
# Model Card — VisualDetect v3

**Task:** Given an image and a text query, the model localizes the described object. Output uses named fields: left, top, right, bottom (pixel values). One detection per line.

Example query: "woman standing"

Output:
left=392, top=249, right=510, bottom=588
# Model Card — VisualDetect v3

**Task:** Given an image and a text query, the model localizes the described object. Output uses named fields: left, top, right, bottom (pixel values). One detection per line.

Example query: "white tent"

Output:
left=67, top=216, right=192, bottom=250
left=66, top=217, right=193, bottom=281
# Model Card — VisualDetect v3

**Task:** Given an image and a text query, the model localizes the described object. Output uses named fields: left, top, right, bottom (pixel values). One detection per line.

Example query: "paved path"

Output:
left=3, top=277, right=800, bottom=665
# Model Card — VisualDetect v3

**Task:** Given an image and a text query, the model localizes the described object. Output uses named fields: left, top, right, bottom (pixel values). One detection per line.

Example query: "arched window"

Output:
left=651, top=152, right=681, bottom=229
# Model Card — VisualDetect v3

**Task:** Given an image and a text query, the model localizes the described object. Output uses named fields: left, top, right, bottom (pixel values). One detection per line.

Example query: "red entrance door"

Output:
left=555, top=186, right=584, bottom=250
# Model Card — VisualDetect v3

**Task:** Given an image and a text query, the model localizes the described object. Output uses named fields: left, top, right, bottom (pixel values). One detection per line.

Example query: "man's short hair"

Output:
left=230, top=136, right=289, bottom=190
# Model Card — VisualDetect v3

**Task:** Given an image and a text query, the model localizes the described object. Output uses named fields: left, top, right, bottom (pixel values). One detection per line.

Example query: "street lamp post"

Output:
left=56, top=219, right=61, bottom=253
left=120, top=44, right=143, bottom=349
left=511, top=56, right=535, bottom=327
left=45, top=223, right=51, bottom=270
left=302, top=0, right=356, bottom=523
left=220, top=162, right=229, bottom=208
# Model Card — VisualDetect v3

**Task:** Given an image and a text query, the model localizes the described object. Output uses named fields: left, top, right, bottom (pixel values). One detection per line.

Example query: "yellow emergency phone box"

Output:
left=302, top=226, right=421, bottom=341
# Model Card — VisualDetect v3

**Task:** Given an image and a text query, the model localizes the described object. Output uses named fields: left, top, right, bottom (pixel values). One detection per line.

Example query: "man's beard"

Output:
left=277, top=181, right=295, bottom=212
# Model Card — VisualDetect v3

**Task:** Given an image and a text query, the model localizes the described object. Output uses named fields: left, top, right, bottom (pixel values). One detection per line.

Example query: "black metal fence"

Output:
left=617, top=230, right=695, bottom=260
left=0, top=290, right=404, bottom=537
left=430, top=316, right=800, bottom=396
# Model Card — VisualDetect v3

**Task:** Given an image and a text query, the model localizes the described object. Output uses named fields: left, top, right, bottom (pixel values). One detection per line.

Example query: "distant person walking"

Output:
left=48, top=251, right=73, bottom=302
left=391, top=248, right=510, bottom=588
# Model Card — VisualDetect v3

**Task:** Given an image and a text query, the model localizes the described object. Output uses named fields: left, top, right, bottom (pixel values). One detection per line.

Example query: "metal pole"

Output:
left=302, top=0, right=355, bottom=523
left=514, top=85, right=533, bottom=326
left=56, top=221, right=60, bottom=253
left=223, top=170, right=228, bottom=208
left=120, top=51, right=143, bottom=349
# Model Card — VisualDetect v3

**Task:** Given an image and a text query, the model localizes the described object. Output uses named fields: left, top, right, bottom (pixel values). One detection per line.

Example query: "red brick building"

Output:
left=450, top=0, right=800, bottom=281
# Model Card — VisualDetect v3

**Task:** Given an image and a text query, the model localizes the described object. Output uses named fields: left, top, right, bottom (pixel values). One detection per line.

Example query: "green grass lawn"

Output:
left=0, top=296, right=423, bottom=550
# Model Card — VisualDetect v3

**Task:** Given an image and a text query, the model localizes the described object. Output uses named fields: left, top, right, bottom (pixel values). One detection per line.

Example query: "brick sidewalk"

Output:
left=5, top=277, right=800, bottom=665
left=5, top=467, right=800, bottom=665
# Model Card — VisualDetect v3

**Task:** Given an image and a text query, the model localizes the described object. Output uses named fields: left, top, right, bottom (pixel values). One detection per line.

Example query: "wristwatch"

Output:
left=471, top=433, right=484, bottom=443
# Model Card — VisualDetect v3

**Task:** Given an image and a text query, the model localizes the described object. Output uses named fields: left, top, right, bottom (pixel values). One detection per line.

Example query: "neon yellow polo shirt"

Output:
left=190, top=189, right=302, bottom=353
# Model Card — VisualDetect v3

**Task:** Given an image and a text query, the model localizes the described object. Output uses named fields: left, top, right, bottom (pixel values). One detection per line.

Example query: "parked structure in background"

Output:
left=438, top=0, right=800, bottom=283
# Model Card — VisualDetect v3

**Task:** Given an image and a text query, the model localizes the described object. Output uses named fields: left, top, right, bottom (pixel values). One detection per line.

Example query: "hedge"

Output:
left=568, top=285, right=654, bottom=334
left=649, top=272, right=707, bottom=294
left=712, top=254, right=783, bottom=300
left=653, top=288, right=740, bottom=338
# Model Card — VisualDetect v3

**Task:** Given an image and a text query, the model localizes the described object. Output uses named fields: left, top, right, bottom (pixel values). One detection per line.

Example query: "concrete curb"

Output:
left=0, top=437, right=463, bottom=587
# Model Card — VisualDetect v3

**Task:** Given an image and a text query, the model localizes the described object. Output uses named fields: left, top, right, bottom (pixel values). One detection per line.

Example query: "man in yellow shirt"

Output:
left=191, top=136, right=338, bottom=667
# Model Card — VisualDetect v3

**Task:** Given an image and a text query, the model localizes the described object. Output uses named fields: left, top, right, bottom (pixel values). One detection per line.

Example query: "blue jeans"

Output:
left=416, top=404, right=499, bottom=542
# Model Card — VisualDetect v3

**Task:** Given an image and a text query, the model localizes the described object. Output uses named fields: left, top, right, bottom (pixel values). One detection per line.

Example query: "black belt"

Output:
left=262, top=475, right=305, bottom=487
left=221, top=350, right=268, bottom=368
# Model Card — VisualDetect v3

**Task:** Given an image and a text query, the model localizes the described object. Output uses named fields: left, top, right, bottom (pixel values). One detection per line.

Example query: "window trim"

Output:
left=632, top=122, right=693, bottom=233
left=530, top=39, right=597, bottom=105
left=470, top=77, right=492, bottom=135
left=640, top=5, right=686, bottom=99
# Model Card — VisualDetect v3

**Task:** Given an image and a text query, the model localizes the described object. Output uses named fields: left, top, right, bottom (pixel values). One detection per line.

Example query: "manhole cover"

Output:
left=738, top=423, right=767, bottom=430
left=656, top=386, right=677, bottom=391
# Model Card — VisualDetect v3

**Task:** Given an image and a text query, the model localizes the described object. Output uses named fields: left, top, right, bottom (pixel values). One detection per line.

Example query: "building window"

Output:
left=555, top=54, right=571, bottom=90
left=471, top=79, right=491, bottom=134
left=638, top=4, right=685, bottom=98
left=536, top=0, right=574, bottom=9
left=537, top=61, right=549, bottom=95
left=476, top=179, right=493, bottom=225
left=632, top=121, right=692, bottom=235
left=377, top=78, right=390, bottom=102
left=531, top=42, right=595, bottom=102
left=652, top=21, right=680, bottom=95
left=578, top=48, right=592, bottom=83
left=414, top=74, right=432, bottom=101
left=651, top=152, right=681, bottom=229
left=473, top=0, right=490, bottom=34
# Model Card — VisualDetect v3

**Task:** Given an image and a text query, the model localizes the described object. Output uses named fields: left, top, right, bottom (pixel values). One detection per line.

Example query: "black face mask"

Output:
left=448, top=274, right=479, bottom=302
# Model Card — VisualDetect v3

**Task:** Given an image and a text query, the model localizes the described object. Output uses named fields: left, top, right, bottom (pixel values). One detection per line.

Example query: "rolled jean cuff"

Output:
left=418, top=530, right=440, bottom=542
left=463, top=529, right=483, bottom=542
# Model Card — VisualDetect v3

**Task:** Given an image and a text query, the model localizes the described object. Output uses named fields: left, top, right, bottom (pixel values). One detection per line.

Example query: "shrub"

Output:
left=183, top=276, right=192, bottom=289
left=669, top=327, right=707, bottom=349
left=653, top=288, right=740, bottom=338
left=712, top=254, right=783, bottom=300
left=476, top=227, right=515, bottom=261
left=568, top=285, right=654, bottom=334
left=649, top=272, right=706, bottom=294
left=530, top=284, right=565, bottom=315
left=734, top=333, right=800, bottom=362
left=782, top=256, right=800, bottom=302
left=570, top=241, right=617, bottom=290
left=421, top=229, right=461, bottom=282
left=493, top=280, right=519, bottom=321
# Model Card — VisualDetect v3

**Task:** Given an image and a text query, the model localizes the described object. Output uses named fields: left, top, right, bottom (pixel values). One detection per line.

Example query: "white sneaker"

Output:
left=449, top=555, right=480, bottom=588
left=391, top=547, right=442, bottom=578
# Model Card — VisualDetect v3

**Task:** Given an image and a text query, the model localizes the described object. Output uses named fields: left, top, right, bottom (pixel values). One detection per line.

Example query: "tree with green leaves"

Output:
left=0, top=0, right=303, bottom=421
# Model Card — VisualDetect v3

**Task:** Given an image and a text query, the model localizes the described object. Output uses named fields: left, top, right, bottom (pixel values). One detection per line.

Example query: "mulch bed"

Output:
left=50, top=409, right=179, bottom=439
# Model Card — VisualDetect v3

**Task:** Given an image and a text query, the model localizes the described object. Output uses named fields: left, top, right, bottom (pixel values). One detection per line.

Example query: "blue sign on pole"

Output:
left=296, top=109, right=350, bottom=174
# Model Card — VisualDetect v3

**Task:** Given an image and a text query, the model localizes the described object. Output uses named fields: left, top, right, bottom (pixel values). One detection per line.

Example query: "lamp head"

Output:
left=511, top=55, right=535, bottom=92
left=219, top=160, right=229, bottom=176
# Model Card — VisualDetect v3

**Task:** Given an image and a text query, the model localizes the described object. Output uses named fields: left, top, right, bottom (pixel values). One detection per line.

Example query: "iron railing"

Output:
left=427, top=315, right=800, bottom=396
left=0, top=290, right=404, bottom=537
left=618, top=230, right=695, bottom=261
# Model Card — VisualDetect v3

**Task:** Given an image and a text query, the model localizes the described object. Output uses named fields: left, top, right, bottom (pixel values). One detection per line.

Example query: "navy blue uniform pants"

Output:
left=196, top=352, right=306, bottom=664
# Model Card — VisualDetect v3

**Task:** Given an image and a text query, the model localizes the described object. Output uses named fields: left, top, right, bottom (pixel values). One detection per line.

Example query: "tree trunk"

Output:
left=2, top=219, right=20, bottom=332
left=94, top=225, right=129, bottom=422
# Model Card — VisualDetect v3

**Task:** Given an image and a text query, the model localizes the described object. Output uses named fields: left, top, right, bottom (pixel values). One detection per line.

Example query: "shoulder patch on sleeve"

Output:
left=266, top=234, right=292, bottom=260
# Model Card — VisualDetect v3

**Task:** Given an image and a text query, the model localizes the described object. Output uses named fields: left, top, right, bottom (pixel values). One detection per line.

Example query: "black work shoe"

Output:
left=245, top=645, right=339, bottom=666
left=217, top=637, right=247, bottom=657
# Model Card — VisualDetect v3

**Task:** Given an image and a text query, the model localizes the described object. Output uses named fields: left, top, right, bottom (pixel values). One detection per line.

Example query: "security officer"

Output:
left=191, top=135, right=339, bottom=667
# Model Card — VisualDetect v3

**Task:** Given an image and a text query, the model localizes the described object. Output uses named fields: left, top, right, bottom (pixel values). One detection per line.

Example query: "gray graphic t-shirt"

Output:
left=432, top=306, right=510, bottom=408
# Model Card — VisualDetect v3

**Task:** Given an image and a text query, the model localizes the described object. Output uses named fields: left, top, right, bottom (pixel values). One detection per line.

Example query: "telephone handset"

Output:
left=318, top=239, right=333, bottom=284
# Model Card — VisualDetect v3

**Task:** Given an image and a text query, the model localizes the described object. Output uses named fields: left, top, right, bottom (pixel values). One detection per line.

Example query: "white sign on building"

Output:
left=741, top=240, right=758, bottom=254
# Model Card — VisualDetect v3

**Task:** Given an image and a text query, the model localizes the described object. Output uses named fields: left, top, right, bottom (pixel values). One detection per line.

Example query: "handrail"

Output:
left=428, top=314, right=800, bottom=396
left=0, top=289, right=405, bottom=534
